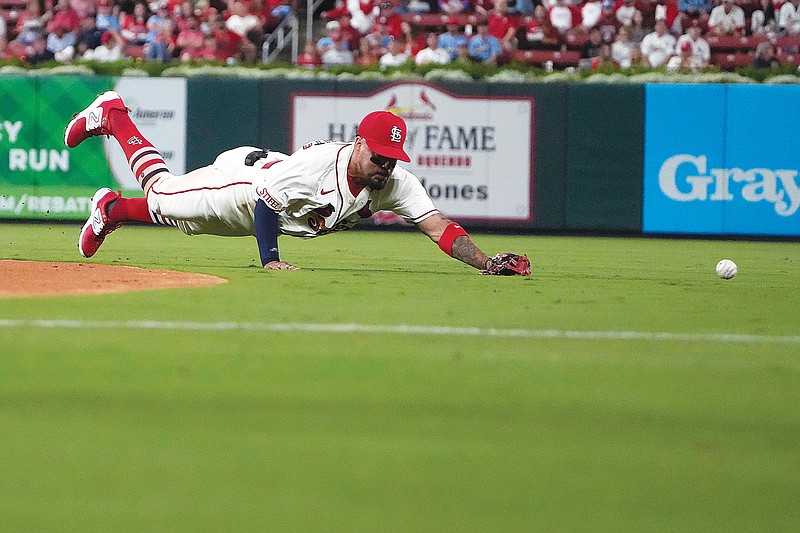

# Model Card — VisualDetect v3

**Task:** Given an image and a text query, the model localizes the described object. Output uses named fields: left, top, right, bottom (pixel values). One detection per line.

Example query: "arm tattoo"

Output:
left=451, top=235, right=491, bottom=271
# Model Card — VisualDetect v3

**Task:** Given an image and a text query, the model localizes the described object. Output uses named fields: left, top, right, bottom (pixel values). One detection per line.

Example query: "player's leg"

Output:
left=146, top=147, right=282, bottom=237
left=67, top=92, right=183, bottom=256
left=65, top=91, right=170, bottom=195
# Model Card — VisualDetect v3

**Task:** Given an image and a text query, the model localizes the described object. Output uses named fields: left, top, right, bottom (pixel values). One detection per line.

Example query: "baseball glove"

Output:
left=481, top=253, right=531, bottom=276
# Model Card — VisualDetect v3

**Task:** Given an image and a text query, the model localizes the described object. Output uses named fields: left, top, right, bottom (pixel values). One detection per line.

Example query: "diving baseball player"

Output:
left=65, top=91, right=530, bottom=276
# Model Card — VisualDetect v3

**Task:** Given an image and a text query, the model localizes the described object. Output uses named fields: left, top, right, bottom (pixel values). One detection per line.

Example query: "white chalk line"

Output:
left=0, top=319, right=798, bottom=345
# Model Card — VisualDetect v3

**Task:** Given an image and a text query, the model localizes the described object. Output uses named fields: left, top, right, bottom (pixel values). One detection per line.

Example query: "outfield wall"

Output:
left=1, top=76, right=797, bottom=237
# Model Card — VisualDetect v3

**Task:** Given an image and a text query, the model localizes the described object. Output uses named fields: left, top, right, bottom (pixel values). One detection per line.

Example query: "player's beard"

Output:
left=368, top=172, right=390, bottom=190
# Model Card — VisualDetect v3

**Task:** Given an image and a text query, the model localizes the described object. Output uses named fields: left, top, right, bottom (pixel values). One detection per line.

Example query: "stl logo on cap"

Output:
left=357, top=111, right=411, bottom=162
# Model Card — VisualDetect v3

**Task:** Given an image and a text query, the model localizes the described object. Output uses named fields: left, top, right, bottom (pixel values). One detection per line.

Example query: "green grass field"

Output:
left=1, top=222, right=798, bottom=531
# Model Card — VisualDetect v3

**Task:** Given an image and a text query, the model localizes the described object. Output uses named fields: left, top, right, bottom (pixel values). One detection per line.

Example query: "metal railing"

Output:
left=262, top=13, right=300, bottom=63
left=306, top=0, right=329, bottom=44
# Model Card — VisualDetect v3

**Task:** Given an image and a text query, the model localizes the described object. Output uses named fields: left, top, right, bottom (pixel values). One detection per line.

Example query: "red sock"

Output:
left=108, top=197, right=154, bottom=224
left=107, top=109, right=170, bottom=191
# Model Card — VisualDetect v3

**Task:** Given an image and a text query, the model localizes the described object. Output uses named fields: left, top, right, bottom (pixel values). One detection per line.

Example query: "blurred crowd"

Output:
left=0, top=0, right=293, bottom=64
left=299, top=0, right=800, bottom=70
left=0, top=0, right=797, bottom=68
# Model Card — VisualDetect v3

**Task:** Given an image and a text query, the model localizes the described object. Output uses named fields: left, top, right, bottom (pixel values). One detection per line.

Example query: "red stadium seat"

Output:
left=509, top=49, right=580, bottom=67
left=400, top=13, right=484, bottom=29
left=774, top=35, right=800, bottom=54
left=710, top=52, right=753, bottom=70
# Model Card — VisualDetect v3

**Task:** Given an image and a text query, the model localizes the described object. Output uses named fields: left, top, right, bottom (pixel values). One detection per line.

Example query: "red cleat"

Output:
left=64, top=91, right=128, bottom=148
left=78, top=188, right=122, bottom=258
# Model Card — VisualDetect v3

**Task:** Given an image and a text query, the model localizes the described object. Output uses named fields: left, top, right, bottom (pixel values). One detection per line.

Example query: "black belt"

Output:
left=244, top=149, right=269, bottom=167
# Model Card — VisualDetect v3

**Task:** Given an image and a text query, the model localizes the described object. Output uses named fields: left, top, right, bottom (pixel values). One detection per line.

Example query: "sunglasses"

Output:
left=369, top=151, right=396, bottom=169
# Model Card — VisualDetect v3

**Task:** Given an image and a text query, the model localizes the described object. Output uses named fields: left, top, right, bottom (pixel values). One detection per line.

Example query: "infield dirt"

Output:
left=0, top=260, right=226, bottom=298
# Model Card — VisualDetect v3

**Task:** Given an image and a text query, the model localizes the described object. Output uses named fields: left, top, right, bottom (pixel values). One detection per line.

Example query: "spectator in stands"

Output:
left=438, top=16, right=468, bottom=60
left=338, top=13, right=362, bottom=51
left=82, top=30, right=123, bottom=60
left=676, top=0, right=711, bottom=33
left=627, top=9, right=648, bottom=43
left=248, top=0, right=278, bottom=34
left=12, top=17, right=44, bottom=51
left=473, top=0, right=495, bottom=17
left=675, top=18, right=708, bottom=66
left=46, top=23, right=76, bottom=61
left=12, top=0, right=45, bottom=40
left=190, top=34, right=222, bottom=60
left=581, top=0, right=603, bottom=31
left=596, top=0, right=621, bottom=42
left=26, top=33, right=55, bottom=64
left=707, top=0, right=744, bottom=36
left=591, top=42, right=616, bottom=68
left=317, top=20, right=344, bottom=56
left=267, top=0, right=293, bottom=21
left=209, top=13, right=249, bottom=62
left=610, top=25, right=638, bottom=66
left=121, top=2, right=150, bottom=45
left=752, top=40, right=779, bottom=67
left=666, top=39, right=703, bottom=70
left=405, top=0, right=434, bottom=13
left=779, top=0, right=800, bottom=35
left=580, top=26, right=604, bottom=62
left=146, top=4, right=171, bottom=41
left=548, top=0, right=581, bottom=36
left=415, top=31, right=451, bottom=64
left=515, top=0, right=536, bottom=16
left=379, top=35, right=412, bottom=66
left=194, top=0, right=217, bottom=23
left=173, top=0, right=196, bottom=32
left=468, top=20, right=502, bottom=63
left=367, top=16, right=394, bottom=55
left=225, top=0, right=262, bottom=41
left=356, top=35, right=380, bottom=64
left=653, top=0, right=680, bottom=32
left=322, top=0, right=376, bottom=34
left=119, top=2, right=149, bottom=46
left=48, top=0, right=82, bottom=33
left=74, top=14, right=103, bottom=57
left=489, top=0, right=520, bottom=51
left=145, top=18, right=175, bottom=61
left=376, top=1, right=403, bottom=38
left=321, top=32, right=355, bottom=64
left=176, top=16, right=204, bottom=59
left=751, top=0, right=779, bottom=37
left=296, top=41, right=322, bottom=66
left=96, top=0, right=121, bottom=32
left=71, top=0, right=96, bottom=19
left=615, top=0, right=640, bottom=27
left=518, top=4, right=560, bottom=49
left=640, top=18, right=675, bottom=66
left=452, top=40, right=471, bottom=64
left=439, top=0, right=470, bottom=15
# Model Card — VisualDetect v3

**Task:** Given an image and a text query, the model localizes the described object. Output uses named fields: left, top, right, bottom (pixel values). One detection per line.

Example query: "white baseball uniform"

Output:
left=144, top=141, right=439, bottom=238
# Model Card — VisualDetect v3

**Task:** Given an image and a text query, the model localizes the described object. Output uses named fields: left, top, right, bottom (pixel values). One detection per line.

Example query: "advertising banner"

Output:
left=291, top=82, right=534, bottom=222
left=643, top=84, right=800, bottom=236
left=0, top=76, right=114, bottom=220
left=0, top=76, right=187, bottom=221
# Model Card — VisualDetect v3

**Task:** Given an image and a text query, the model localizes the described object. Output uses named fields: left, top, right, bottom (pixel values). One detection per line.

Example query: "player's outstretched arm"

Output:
left=416, top=214, right=531, bottom=276
left=254, top=199, right=299, bottom=271
left=416, top=214, right=491, bottom=270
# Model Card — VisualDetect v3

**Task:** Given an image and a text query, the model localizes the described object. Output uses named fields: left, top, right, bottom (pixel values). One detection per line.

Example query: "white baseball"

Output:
left=716, top=259, right=737, bottom=279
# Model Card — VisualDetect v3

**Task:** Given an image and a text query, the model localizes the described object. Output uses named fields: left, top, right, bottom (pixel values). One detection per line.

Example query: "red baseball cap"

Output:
left=357, top=111, right=410, bottom=162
